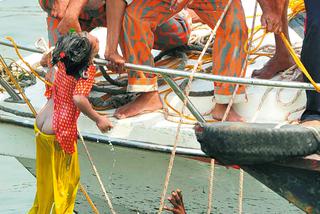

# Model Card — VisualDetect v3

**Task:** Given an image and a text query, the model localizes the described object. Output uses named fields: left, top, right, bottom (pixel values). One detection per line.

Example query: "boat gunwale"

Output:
left=0, top=114, right=207, bottom=157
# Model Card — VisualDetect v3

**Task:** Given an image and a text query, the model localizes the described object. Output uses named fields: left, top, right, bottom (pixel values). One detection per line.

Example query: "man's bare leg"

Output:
left=253, top=0, right=294, bottom=79
left=114, top=91, right=163, bottom=119
left=211, top=103, right=244, bottom=122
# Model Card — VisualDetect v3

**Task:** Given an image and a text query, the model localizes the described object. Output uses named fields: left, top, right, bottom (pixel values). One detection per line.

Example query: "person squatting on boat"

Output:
left=29, top=32, right=113, bottom=213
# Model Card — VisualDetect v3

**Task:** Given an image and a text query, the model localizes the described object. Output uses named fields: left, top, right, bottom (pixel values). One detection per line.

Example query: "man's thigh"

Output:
left=153, top=12, right=191, bottom=50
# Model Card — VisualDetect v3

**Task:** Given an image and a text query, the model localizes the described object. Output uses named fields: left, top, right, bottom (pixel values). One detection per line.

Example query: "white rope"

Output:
left=221, top=0, right=258, bottom=122
left=220, top=2, right=258, bottom=214
left=78, top=130, right=117, bottom=214
left=207, top=159, right=215, bottom=214
left=238, top=169, right=244, bottom=214
left=157, top=1, right=234, bottom=213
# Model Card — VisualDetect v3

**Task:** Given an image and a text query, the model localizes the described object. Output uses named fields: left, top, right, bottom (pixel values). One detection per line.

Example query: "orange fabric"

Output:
left=121, top=0, right=248, bottom=96
left=188, top=0, right=248, bottom=97
left=52, top=63, right=96, bottom=154
left=44, top=2, right=190, bottom=49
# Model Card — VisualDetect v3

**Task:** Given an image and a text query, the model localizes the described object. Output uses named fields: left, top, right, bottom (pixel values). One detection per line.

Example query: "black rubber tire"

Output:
left=196, top=122, right=320, bottom=165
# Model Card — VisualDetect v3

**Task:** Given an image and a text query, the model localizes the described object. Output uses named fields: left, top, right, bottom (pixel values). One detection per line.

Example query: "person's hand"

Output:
left=258, top=0, right=287, bottom=34
left=57, top=14, right=81, bottom=35
left=51, top=0, right=70, bottom=19
left=261, top=10, right=282, bottom=34
left=104, top=52, right=126, bottom=73
left=164, top=189, right=187, bottom=214
left=96, top=115, right=113, bottom=133
left=40, top=53, right=51, bottom=67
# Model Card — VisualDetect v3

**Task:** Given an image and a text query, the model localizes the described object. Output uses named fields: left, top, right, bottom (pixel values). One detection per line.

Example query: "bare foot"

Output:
left=114, top=91, right=163, bottom=119
left=300, top=120, right=320, bottom=127
left=211, top=103, right=244, bottom=122
left=164, top=189, right=186, bottom=214
left=252, top=54, right=295, bottom=79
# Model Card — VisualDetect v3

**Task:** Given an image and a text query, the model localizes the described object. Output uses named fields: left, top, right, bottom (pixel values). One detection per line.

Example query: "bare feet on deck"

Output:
left=114, top=91, right=163, bottom=119
left=211, top=103, right=244, bottom=122
left=164, top=189, right=187, bottom=214
left=300, top=120, right=320, bottom=127
left=252, top=54, right=295, bottom=79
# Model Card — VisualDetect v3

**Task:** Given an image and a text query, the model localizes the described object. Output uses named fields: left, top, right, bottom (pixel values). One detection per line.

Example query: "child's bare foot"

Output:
left=164, top=189, right=186, bottom=214
left=114, top=91, right=163, bottom=119
left=211, top=103, right=244, bottom=122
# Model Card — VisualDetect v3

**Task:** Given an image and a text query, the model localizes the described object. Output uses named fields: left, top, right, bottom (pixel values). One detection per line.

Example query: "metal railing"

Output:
left=1, top=40, right=317, bottom=122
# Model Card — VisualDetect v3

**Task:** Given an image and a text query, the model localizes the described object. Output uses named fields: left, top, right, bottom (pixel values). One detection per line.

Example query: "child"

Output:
left=29, top=32, right=113, bottom=214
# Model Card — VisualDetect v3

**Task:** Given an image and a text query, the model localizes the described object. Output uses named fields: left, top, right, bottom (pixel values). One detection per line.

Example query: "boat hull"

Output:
left=0, top=120, right=303, bottom=213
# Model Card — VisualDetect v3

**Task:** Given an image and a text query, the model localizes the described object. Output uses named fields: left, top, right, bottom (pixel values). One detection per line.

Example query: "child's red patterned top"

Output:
left=52, top=62, right=96, bottom=154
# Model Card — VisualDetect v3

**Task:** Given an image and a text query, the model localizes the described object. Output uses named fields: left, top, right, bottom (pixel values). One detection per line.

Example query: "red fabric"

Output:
left=52, top=62, right=96, bottom=154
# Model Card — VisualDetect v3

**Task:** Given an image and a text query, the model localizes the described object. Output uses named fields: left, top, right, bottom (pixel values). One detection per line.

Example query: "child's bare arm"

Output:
left=73, top=95, right=113, bottom=132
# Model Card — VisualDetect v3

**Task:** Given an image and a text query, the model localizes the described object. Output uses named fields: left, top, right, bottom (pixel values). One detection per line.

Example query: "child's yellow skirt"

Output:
left=29, top=124, right=80, bottom=214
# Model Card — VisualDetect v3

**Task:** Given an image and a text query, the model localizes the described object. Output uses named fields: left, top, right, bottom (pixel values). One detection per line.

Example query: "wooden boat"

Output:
left=0, top=1, right=318, bottom=213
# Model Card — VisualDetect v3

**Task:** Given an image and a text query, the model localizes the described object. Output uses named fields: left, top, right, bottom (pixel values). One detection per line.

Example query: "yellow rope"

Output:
left=279, top=32, right=320, bottom=92
left=163, top=89, right=217, bottom=123
left=245, top=27, right=320, bottom=92
left=0, top=57, right=37, bottom=116
left=5, top=36, right=53, bottom=87
left=0, top=58, right=36, bottom=90
left=288, top=0, right=305, bottom=21
left=79, top=184, right=100, bottom=214
left=244, top=0, right=305, bottom=66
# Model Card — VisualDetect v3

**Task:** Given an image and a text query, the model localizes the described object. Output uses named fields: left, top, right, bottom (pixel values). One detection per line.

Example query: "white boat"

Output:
left=0, top=1, right=316, bottom=213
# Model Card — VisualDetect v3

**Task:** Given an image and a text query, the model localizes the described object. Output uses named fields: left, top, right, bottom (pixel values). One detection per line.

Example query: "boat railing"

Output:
left=1, top=40, right=319, bottom=122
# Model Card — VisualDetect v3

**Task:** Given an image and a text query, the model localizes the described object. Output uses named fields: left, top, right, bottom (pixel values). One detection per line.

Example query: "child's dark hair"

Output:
left=52, top=32, right=92, bottom=79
